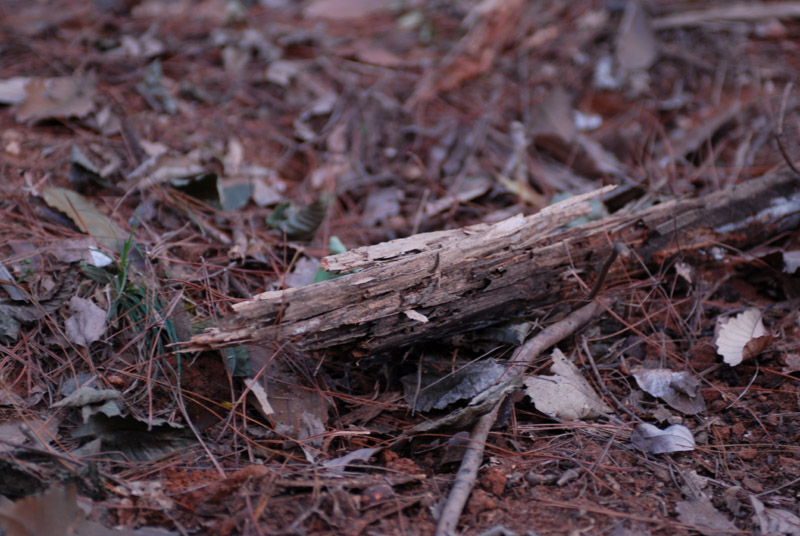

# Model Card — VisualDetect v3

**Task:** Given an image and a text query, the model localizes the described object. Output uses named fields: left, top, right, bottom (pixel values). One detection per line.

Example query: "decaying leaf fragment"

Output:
left=267, top=192, right=335, bottom=241
left=0, top=485, right=82, bottom=536
left=715, top=308, right=768, bottom=366
left=675, top=496, right=738, bottom=536
left=523, top=349, right=611, bottom=421
left=15, top=74, right=97, bottom=124
left=41, top=187, right=125, bottom=251
left=632, top=367, right=706, bottom=415
left=16, top=74, right=97, bottom=123
left=402, top=359, right=506, bottom=412
left=616, top=0, right=659, bottom=72
left=64, top=296, right=107, bottom=348
left=630, top=423, right=695, bottom=454
left=751, top=495, right=800, bottom=536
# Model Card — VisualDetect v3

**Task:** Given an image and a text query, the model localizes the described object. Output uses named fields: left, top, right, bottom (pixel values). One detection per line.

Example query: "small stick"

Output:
left=580, top=336, right=640, bottom=422
left=587, top=242, right=630, bottom=301
left=435, top=403, right=501, bottom=536
left=775, top=82, right=800, bottom=177
left=434, top=300, right=603, bottom=536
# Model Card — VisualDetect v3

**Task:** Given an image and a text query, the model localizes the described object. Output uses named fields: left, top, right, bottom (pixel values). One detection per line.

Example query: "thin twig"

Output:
left=165, top=361, right=227, bottom=477
left=775, top=82, right=800, bottom=176
left=507, top=300, right=603, bottom=375
left=435, top=402, right=502, bottom=536
left=580, top=336, right=640, bottom=423
left=434, top=300, right=603, bottom=535
left=724, top=361, right=759, bottom=410
left=587, top=242, right=631, bottom=301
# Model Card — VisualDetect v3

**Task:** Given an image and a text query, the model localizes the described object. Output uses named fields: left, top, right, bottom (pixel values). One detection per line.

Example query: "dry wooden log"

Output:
left=189, top=169, right=800, bottom=354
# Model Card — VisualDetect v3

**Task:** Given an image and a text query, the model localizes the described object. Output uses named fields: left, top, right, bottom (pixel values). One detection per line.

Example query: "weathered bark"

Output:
left=189, top=169, right=800, bottom=354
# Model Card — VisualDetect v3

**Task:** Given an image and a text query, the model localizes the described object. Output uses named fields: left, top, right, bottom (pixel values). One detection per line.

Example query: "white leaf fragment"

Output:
left=715, top=308, right=767, bottom=366
left=322, top=447, right=378, bottom=477
left=631, top=423, right=695, bottom=454
left=88, top=249, right=114, bottom=267
left=404, top=309, right=429, bottom=323
left=0, top=76, right=30, bottom=104
left=784, top=250, right=800, bottom=274
left=243, top=378, right=274, bottom=416
left=523, top=349, right=611, bottom=421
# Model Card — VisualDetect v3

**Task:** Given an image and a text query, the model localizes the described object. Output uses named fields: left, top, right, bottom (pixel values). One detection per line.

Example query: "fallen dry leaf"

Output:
left=322, top=447, right=378, bottom=476
left=304, top=0, right=396, bottom=20
left=715, top=308, right=768, bottom=366
left=124, top=151, right=208, bottom=190
left=783, top=250, right=800, bottom=273
left=41, top=187, right=125, bottom=251
left=404, top=0, right=523, bottom=109
left=524, top=349, right=611, bottom=421
left=632, top=367, right=706, bottom=415
left=402, top=359, right=506, bottom=412
left=246, top=345, right=328, bottom=447
left=15, top=74, right=97, bottom=124
left=653, top=3, right=800, bottom=30
left=631, top=423, right=695, bottom=454
left=243, top=378, right=275, bottom=417
left=675, top=496, right=738, bottom=536
left=616, top=0, right=659, bottom=72
left=0, top=485, right=82, bottom=536
left=530, top=88, right=625, bottom=177
left=64, top=296, right=107, bottom=348
left=751, top=495, right=800, bottom=536
left=0, top=416, right=60, bottom=453
left=52, top=386, right=121, bottom=409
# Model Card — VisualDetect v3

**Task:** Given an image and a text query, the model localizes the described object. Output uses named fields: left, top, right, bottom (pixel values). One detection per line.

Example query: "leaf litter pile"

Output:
left=2, top=0, right=800, bottom=534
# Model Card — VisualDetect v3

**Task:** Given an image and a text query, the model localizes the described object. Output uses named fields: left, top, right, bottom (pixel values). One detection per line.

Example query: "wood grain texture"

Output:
left=189, top=170, right=800, bottom=354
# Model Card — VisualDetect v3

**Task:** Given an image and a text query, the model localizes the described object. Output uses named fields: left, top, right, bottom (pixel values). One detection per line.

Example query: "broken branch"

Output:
left=189, top=169, right=800, bottom=354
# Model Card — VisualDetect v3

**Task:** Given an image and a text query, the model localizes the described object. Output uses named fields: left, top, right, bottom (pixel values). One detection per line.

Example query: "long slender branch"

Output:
left=435, top=403, right=501, bottom=536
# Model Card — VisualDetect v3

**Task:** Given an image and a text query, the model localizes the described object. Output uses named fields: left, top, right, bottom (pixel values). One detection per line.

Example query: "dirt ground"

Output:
left=1, top=0, right=800, bottom=535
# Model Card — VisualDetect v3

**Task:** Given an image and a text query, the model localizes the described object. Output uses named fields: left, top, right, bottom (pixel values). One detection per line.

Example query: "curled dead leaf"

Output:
left=715, top=308, right=768, bottom=366
left=631, top=423, right=695, bottom=454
